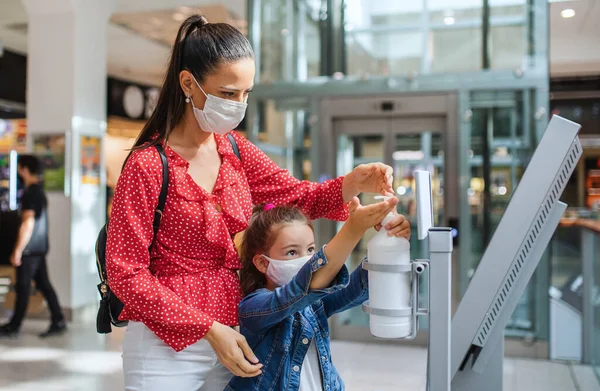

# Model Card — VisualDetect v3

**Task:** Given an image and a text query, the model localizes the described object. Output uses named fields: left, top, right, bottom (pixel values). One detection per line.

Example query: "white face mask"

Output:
left=264, top=255, right=312, bottom=287
left=189, top=76, right=247, bottom=135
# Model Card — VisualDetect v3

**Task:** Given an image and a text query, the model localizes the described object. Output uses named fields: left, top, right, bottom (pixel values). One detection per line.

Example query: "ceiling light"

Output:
left=561, top=8, right=576, bottom=18
left=444, top=16, right=455, bottom=25
left=173, top=13, right=187, bottom=22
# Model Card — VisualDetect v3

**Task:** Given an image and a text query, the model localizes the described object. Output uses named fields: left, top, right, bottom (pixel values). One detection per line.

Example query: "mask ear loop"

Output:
left=183, top=74, right=205, bottom=105
left=191, top=74, right=209, bottom=98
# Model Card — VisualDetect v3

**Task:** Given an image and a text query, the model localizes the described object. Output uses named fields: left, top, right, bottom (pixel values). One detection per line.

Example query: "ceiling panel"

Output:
left=106, top=24, right=170, bottom=85
left=550, top=0, right=600, bottom=75
left=0, top=0, right=598, bottom=86
left=111, top=4, right=247, bottom=48
left=115, top=0, right=247, bottom=20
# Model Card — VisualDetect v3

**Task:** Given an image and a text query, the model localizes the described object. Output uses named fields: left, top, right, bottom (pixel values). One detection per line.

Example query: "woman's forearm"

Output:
left=341, top=172, right=359, bottom=203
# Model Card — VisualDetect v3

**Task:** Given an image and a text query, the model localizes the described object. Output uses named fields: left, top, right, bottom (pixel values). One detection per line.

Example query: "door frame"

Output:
left=318, top=93, right=459, bottom=344
left=319, top=93, right=459, bottom=223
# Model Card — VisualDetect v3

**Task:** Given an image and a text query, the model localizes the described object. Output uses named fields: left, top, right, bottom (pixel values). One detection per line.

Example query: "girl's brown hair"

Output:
left=240, top=204, right=313, bottom=296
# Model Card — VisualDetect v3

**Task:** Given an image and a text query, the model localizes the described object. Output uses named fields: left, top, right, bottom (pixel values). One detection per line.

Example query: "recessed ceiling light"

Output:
left=177, top=6, right=193, bottom=14
left=173, top=13, right=187, bottom=22
left=561, top=8, right=576, bottom=18
left=444, top=16, right=455, bottom=25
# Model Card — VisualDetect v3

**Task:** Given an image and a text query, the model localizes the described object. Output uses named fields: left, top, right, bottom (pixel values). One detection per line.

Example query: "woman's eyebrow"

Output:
left=220, top=85, right=254, bottom=91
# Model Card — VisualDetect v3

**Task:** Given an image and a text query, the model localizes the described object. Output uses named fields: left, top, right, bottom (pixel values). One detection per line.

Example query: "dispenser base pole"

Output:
left=427, top=228, right=453, bottom=391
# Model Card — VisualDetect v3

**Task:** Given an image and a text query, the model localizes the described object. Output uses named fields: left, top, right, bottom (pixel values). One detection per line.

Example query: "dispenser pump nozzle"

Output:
left=374, top=195, right=396, bottom=225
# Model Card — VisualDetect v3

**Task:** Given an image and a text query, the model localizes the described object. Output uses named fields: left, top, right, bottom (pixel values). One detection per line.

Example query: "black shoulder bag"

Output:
left=95, top=135, right=241, bottom=334
left=95, top=144, right=169, bottom=334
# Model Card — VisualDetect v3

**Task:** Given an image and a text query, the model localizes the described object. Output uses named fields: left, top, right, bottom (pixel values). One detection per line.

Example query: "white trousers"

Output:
left=122, top=322, right=232, bottom=391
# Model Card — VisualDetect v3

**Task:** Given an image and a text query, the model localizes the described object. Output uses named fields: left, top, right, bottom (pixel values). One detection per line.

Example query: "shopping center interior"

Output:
left=1, top=0, right=600, bottom=389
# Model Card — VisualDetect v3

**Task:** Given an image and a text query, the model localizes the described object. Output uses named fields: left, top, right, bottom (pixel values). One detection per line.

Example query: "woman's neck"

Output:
left=168, top=114, right=212, bottom=149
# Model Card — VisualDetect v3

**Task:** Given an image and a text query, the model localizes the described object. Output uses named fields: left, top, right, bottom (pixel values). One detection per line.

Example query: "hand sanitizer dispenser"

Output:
left=362, top=171, right=434, bottom=340
left=367, top=196, right=412, bottom=339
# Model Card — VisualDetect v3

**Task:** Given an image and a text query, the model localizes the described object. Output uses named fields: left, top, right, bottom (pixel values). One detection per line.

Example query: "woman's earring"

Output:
left=185, top=95, right=191, bottom=103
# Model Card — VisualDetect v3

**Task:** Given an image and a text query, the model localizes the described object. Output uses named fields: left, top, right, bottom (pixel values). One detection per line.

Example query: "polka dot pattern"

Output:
left=105, top=132, right=349, bottom=352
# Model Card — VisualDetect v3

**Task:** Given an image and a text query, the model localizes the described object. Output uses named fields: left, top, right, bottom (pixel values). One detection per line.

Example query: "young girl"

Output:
left=226, top=197, right=409, bottom=391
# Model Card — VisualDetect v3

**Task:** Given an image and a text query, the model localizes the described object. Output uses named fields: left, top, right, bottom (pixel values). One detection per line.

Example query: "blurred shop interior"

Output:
left=0, top=0, right=599, bottom=377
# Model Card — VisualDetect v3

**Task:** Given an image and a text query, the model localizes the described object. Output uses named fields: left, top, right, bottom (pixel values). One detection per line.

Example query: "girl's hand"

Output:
left=204, top=321, right=263, bottom=378
left=375, top=213, right=411, bottom=239
left=346, top=196, right=399, bottom=234
left=314, top=196, right=399, bottom=290
left=342, top=163, right=394, bottom=202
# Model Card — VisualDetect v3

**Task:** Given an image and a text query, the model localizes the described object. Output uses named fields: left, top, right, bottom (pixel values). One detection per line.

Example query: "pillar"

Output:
left=22, top=0, right=115, bottom=321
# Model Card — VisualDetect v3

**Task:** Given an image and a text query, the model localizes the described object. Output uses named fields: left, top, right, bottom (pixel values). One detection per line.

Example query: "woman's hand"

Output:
left=342, top=163, right=394, bottom=202
left=346, top=196, right=399, bottom=234
left=375, top=213, right=411, bottom=240
left=204, top=321, right=263, bottom=378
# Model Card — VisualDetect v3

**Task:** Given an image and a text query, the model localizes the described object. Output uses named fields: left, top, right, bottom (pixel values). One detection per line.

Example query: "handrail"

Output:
left=560, top=217, right=600, bottom=234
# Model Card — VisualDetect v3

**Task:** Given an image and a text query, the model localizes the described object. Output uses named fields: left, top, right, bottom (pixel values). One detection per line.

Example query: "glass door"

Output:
left=332, top=116, right=447, bottom=339
left=333, top=119, right=386, bottom=331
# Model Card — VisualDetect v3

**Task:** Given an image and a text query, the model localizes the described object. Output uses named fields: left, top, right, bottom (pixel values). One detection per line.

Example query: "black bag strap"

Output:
left=227, top=133, right=242, bottom=161
left=151, top=144, right=169, bottom=248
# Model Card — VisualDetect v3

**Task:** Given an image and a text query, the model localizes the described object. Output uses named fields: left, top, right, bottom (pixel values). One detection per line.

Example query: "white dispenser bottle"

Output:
left=367, top=196, right=412, bottom=339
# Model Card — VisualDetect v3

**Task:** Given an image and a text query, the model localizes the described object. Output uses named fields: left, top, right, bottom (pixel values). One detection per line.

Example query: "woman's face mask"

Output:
left=189, top=75, right=247, bottom=135
left=263, top=255, right=312, bottom=287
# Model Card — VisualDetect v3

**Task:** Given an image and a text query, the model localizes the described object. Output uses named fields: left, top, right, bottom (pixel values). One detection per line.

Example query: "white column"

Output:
left=22, top=0, right=115, bottom=320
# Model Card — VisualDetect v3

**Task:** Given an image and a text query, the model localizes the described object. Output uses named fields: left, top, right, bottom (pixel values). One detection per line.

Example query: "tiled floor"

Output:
left=0, top=320, right=598, bottom=391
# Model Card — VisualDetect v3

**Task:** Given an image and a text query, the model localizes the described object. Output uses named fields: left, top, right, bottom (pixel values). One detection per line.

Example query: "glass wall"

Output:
left=257, top=0, right=323, bottom=82
left=248, top=0, right=550, bottom=349
left=345, top=0, right=529, bottom=76
left=252, top=0, right=536, bottom=81
left=460, top=89, right=549, bottom=338
left=250, top=98, right=314, bottom=179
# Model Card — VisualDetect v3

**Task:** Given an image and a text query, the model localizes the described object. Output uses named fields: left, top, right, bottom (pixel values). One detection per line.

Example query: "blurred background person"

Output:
left=0, top=155, right=66, bottom=338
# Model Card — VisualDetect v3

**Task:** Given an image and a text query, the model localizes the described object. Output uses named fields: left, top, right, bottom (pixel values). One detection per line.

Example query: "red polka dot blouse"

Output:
left=105, top=132, right=349, bottom=351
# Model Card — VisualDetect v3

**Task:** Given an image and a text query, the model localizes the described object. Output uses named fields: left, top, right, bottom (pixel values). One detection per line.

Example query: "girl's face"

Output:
left=252, top=221, right=316, bottom=288
left=267, top=222, right=316, bottom=260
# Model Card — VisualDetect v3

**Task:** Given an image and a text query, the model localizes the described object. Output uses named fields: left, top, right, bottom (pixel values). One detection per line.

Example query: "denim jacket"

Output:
left=226, top=247, right=368, bottom=391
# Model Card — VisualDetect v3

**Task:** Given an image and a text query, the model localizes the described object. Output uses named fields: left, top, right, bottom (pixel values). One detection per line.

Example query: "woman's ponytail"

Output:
left=131, top=14, right=252, bottom=151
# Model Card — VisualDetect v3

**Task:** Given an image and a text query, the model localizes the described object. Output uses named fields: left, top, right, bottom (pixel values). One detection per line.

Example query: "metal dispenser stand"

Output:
left=362, top=170, right=453, bottom=391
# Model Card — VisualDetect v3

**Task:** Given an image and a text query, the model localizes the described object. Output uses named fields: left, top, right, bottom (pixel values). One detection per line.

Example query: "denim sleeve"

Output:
left=238, top=246, right=350, bottom=335
left=322, top=257, right=369, bottom=318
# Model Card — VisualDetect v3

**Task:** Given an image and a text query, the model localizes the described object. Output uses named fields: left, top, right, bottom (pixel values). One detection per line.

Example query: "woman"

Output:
left=106, top=15, right=410, bottom=391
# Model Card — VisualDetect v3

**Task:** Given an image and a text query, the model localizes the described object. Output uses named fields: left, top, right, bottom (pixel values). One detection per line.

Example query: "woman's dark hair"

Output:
left=133, top=15, right=254, bottom=150
left=240, top=204, right=313, bottom=296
